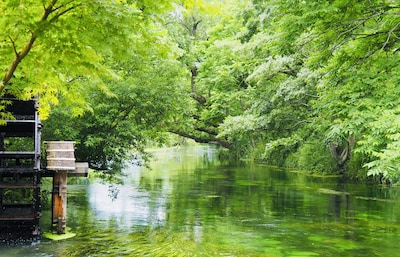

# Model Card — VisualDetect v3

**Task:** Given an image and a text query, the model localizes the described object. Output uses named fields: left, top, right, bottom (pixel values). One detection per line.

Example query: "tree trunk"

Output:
left=329, top=134, right=355, bottom=174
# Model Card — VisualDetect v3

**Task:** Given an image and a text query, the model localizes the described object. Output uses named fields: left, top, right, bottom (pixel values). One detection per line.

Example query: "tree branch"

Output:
left=50, top=3, right=82, bottom=22
left=194, top=125, right=218, bottom=136
left=170, top=129, right=231, bottom=149
left=382, top=21, right=400, bottom=50
left=1, top=32, right=37, bottom=91
left=8, top=36, right=18, bottom=57
left=190, top=66, right=207, bottom=104
left=338, top=11, right=384, bottom=39
left=1, top=0, right=81, bottom=92
left=43, top=0, right=58, bottom=20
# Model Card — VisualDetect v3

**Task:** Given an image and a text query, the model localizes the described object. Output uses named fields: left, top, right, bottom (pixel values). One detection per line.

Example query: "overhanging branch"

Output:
left=169, top=130, right=231, bottom=149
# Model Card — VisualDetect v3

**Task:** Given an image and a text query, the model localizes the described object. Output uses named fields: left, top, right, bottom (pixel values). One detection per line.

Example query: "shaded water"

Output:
left=1, top=145, right=400, bottom=256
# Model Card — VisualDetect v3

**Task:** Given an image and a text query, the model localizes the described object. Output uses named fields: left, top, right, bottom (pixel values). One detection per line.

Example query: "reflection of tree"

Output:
left=167, top=166, right=280, bottom=235
left=326, top=182, right=354, bottom=221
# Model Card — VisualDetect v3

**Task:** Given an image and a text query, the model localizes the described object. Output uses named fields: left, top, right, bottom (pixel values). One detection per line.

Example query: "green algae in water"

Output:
left=43, top=228, right=76, bottom=241
left=5, top=146, right=400, bottom=257
left=60, top=228, right=271, bottom=257
left=287, top=251, right=319, bottom=257
left=308, top=235, right=360, bottom=251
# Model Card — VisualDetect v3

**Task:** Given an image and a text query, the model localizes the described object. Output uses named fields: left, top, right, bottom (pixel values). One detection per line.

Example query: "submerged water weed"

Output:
left=5, top=146, right=400, bottom=257
left=61, top=226, right=276, bottom=257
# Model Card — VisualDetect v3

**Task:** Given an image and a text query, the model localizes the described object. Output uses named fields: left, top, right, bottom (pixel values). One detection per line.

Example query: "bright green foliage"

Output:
left=0, top=0, right=174, bottom=118
left=257, top=0, right=400, bottom=180
left=4, top=0, right=400, bottom=181
left=1, top=0, right=190, bottom=173
left=176, top=0, right=400, bottom=181
left=304, top=1, right=400, bottom=180
left=162, top=0, right=243, bottom=149
left=42, top=6, right=189, bottom=172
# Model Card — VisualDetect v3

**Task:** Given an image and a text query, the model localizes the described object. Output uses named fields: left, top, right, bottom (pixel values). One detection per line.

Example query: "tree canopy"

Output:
left=166, top=0, right=400, bottom=182
left=0, top=0, right=175, bottom=117
left=2, top=0, right=400, bottom=182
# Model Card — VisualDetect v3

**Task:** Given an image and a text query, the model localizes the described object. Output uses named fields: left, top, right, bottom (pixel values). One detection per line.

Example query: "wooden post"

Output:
left=46, top=141, right=75, bottom=235
left=46, top=141, right=87, bottom=236
left=52, top=170, right=68, bottom=234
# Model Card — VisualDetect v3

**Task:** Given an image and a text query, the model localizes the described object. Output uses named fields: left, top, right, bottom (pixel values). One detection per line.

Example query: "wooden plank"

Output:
left=0, top=205, right=36, bottom=221
left=0, top=168, right=40, bottom=174
left=68, top=162, right=89, bottom=177
left=0, top=215, right=36, bottom=221
left=0, top=151, right=36, bottom=158
left=0, top=183, right=39, bottom=189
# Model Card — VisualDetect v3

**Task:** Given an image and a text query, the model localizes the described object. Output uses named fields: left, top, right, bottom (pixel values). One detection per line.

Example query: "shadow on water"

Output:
left=2, top=145, right=400, bottom=256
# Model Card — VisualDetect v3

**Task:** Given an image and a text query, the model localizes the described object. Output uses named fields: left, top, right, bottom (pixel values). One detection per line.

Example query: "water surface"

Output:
left=1, top=146, right=400, bottom=256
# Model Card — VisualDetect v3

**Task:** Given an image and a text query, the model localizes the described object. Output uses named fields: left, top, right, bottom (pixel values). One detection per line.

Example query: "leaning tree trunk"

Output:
left=329, top=134, right=355, bottom=174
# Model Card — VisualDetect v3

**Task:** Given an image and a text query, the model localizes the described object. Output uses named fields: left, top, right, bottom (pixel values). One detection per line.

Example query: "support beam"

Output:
left=52, top=170, right=67, bottom=234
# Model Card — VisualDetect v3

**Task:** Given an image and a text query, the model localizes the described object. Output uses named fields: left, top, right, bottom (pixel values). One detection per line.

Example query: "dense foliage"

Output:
left=2, top=0, right=400, bottom=182
left=168, top=0, right=400, bottom=182
left=1, top=0, right=189, bottom=172
left=0, top=0, right=164, bottom=117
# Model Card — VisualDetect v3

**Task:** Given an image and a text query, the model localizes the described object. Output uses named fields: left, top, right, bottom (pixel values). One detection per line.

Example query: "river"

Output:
left=1, top=145, right=400, bottom=256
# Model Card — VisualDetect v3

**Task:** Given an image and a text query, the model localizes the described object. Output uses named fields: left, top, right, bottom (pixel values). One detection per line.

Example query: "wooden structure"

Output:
left=45, top=141, right=75, bottom=234
left=48, top=161, right=88, bottom=234
left=0, top=96, right=42, bottom=242
left=0, top=97, right=88, bottom=242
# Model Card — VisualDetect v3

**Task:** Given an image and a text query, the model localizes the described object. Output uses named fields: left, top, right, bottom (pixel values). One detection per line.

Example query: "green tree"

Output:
left=287, top=0, right=400, bottom=179
left=179, top=0, right=400, bottom=181
left=0, top=0, right=194, bottom=173
left=7, top=0, right=400, bottom=182
left=42, top=2, right=190, bottom=173
left=0, top=0, right=175, bottom=118
left=164, top=0, right=247, bottom=149
left=185, top=0, right=319, bottom=163
left=232, top=0, right=400, bottom=179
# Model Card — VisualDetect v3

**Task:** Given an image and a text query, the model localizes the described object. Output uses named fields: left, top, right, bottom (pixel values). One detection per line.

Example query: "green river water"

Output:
left=1, top=145, right=400, bottom=256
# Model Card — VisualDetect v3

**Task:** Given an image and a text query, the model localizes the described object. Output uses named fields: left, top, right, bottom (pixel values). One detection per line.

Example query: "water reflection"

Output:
left=2, top=146, right=400, bottom=256
left=88, top=168, right=170, bottom=229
